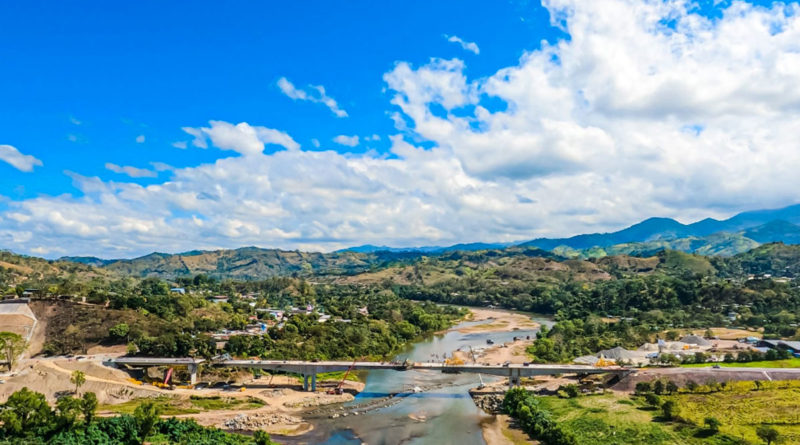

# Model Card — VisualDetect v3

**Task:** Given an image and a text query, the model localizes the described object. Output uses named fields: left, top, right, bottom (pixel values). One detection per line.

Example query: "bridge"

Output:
left=111, top=357, right=628, bottom=391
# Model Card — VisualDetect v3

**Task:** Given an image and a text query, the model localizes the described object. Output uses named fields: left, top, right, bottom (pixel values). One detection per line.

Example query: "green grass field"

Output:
left=99, top=395, right=265, bottom=416
left=681, top=358, right=800, bottom=368
left=666, top=380, right=800, bottom=444
left=533, top=381, right=800, bottom=444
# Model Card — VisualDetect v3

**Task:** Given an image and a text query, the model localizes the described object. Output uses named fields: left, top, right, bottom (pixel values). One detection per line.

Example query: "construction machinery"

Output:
left=327, top=357, right=359, bottom=395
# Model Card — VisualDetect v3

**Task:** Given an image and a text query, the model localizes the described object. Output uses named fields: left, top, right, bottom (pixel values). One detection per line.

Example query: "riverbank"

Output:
left=1, top=356, right=365, bottom=436
left=480, top=415, right=530, bottom=445
left=460, top=308, right=540, bottom=334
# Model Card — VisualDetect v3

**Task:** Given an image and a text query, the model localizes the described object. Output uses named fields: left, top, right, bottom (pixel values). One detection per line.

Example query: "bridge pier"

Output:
left=188, top=364, right=198, bottom=386
left=508, top=368, right=520, bottom=387
left=301, top=374, right=317, bottom=392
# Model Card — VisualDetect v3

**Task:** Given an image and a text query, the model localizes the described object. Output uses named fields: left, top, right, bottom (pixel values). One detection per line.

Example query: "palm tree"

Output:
left=70, top=370, right=86, bottom=395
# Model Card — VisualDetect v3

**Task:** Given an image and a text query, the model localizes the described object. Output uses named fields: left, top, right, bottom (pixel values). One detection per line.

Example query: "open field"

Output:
left=682, top=358, right=800, bottom=368
left=688, top=328, right=763, bottom=340
left=523, top=380, right=800, bottom=444
left=664, top=380, right=800, bottom=444
left=540, top=393, right=694, bottom=444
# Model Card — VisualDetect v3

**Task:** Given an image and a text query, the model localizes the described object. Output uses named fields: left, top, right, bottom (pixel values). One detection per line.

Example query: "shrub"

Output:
left=704, top=417, right=721, bottom=434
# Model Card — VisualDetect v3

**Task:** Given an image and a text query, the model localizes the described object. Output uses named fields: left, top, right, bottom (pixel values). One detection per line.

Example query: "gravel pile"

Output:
left=284, top=393, right=354, bottom=408
left=472, top=394, right=504, bottom=414
left=224, top=413, right=302, bottom=430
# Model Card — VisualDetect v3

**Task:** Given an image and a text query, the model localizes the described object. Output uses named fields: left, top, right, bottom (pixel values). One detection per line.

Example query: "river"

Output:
left=274, top=310, right=552, bottom=445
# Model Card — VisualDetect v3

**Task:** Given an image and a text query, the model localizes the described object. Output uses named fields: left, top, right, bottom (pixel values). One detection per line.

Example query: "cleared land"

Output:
left=682, top=358, right=800, bottom=368
left=460, top=308, right=540, bottom=333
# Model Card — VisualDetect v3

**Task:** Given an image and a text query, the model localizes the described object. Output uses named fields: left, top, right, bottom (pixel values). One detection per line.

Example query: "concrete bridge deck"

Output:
left=111, top=357, right=627, bottom=390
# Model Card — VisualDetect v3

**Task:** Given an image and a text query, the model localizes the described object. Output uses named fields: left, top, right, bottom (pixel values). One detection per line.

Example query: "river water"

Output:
left=275, top=311, right=551, bottom=445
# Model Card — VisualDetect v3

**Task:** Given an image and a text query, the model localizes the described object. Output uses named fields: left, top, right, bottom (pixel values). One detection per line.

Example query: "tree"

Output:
left=756, top=425, right=780, bottom=445
left=81, top=392, right=98, bottom=424
left=254, top=430, right=277, bottom=445
left=561, top=384, right=579, bottom=398
left=109, top=323, right=130, bottom=340
left=644, top=393, right=661, bottom=408
left=0, top=388, right=54, bottom=437
left=653, top=380, right=665, bottom=395
left=0, top=331, right=27, bottom=369
left=635, top=381, right=652, bottom=394
left=70, top=370, right=86, bottom=395
left=661, top=400, right=677, bottom=420
left=134, top=400, right=162, bottom=444
left=704, top=417, right=721, bottom=434
left=666, top=380, right=679, bottom=394
left=55, top=396, right=82, bottom=430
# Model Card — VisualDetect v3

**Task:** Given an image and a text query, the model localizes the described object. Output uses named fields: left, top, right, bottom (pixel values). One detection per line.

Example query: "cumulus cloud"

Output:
left=333, top=135, right=360, bottom=147
left=105, top=163, right=157, bottom=178
left=0, top=145, right=43, bottom=172
left=444, top=34, right=480, bottom=54
left=172, top=141, right=188, bottom=149
left=135, top=135, right=145, bottom=143
left=278, top=77, right=348, bottom=117
left=3, top=0, right=800, bottom=257
left=182, top=121, right=300, bottom=155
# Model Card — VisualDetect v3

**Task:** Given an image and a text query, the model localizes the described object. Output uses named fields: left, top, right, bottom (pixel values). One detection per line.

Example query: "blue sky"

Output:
left=1, top=0, right=559, bottom=199
left=2, top=0, right=800, bottom=258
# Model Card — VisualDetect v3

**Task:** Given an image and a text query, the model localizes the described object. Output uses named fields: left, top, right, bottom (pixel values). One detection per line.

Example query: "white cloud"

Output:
left=150, top=162, right=173, bottom=172
left=333, top=135, right=359, bottom=147
left=311, top=138, right=321, bottom=148
left=277, top=77, right=348, bottom=118
left=69, top=116, right=81, bottom=125
left=4, top=0, right=800, bottom=257
left=105, top=163, right=157, bottom=178
left=182, top=127, right=207, bottom=148
left=135, top=135, right=145, bottom=143
left=182, top=121, right=300, bottom=155
left=445, top=34, right=480, bottom=54
left=0, top=145, right=43, bottom=172
left=172, top=141, right=188, bottom=149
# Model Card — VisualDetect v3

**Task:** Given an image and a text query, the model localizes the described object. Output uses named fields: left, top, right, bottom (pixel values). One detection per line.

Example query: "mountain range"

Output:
left=340, top=204, right=800, bottom=257
left=45, top=202, right=800, bottom=278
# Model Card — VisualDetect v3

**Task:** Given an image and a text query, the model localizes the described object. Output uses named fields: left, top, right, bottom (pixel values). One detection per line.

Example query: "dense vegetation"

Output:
left=0, top=389, right=276, bottom=445
left=8, top=243, right=800, bottom=363
left=503, top=387, right=577, bottom=445
left=222, top=288, right=461, bottom=360
left=28, top=273, right=463, bottom=360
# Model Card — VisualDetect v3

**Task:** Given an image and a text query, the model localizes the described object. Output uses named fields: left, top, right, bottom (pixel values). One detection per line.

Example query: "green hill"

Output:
left=0, top=250, right=113, bottom=291
left=102, top=246, right=425, bottom=280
